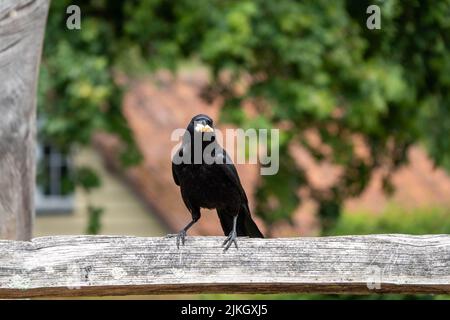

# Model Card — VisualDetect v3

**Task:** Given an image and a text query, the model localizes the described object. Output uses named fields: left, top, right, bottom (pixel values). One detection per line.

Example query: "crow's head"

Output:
left=183, top=114, right=216, bottom=149
left=188, top=114, right=214, bottom=134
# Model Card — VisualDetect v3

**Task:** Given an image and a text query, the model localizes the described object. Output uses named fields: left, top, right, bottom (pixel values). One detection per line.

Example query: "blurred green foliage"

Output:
left=39, top=0, right=143, bottom=232
left=39, top=0, right=450, bottom=233
left=330, top=205, right=450, bottom=236
left=199, top=292, right=438, bottom=300
left=85, top=205, right=104, bottom=234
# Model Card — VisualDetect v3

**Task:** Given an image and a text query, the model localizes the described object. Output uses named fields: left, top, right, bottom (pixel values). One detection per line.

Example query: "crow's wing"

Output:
left=172, top=162, right=180, bottom=186
left=216, top=149, right=249, bottom=204
left=171, top=147, right=183, bottom=186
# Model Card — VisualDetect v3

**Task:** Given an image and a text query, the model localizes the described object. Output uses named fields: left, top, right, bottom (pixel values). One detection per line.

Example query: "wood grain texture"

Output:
left=0, top=235, right=449, bottom=298
left=0, top=0, right=50, bottom=240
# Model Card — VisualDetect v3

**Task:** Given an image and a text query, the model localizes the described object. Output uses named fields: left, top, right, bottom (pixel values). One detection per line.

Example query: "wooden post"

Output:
left=0, top=0, right=50, bottom=240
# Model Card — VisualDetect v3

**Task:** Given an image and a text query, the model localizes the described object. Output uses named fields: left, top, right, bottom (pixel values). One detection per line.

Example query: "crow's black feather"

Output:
left=171, top=114, right=264, bottom=250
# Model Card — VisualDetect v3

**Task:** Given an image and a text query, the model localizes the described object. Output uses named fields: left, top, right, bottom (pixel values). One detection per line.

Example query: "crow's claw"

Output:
left=222, top=231, right=238, bottom=252
left=165, top=233, right=177, bottom=238
left=174, top=230, right=187, bottom=249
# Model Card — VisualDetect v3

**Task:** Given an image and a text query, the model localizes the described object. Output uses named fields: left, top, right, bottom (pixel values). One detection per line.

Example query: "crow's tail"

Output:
left=218, top=205, right=264, bottom=238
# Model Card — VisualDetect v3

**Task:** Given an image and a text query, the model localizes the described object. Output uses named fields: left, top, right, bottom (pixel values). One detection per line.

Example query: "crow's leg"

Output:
left=222, top=215, right=238, bottom=251
left=167, top=209, right=200, bottom=248
left=175, top=219, right=198, bottom=248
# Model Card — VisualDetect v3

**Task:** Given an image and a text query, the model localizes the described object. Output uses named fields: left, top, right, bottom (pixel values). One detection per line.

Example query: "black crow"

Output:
left=171, top=114, right=264, bottom=251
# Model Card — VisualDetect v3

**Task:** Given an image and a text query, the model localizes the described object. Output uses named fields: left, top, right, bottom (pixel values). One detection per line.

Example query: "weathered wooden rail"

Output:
left=0, top=234, right=449, bottom=298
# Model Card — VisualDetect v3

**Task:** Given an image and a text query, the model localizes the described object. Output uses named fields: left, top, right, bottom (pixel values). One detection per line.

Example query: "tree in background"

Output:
left=39, top=0, right=450, bottom=234
left=38, top=1, right=142, bottom=233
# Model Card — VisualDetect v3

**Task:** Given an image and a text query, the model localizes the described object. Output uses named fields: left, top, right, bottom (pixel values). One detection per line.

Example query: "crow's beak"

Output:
left=202, top=124, right=214, bottom=133
left=195, top=123, right=214, bottom=133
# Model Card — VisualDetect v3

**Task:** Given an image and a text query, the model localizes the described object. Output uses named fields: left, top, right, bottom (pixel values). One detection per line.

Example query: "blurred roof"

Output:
left=95, top=70, right=450, bottom=237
